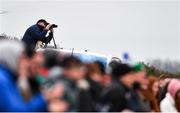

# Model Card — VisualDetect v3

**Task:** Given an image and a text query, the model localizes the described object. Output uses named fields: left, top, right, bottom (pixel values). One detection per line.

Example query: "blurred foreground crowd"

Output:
left=0, top=39, right=179, bottom=112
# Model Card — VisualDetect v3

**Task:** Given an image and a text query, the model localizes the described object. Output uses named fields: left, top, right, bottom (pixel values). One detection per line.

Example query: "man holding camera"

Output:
left=22, top=19, right=54, bottom=49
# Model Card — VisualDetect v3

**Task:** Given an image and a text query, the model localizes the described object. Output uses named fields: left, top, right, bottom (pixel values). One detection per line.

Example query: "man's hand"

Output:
left=50, top=29, right=54, bottom=33
left=45, top=24, right=51, bottom=30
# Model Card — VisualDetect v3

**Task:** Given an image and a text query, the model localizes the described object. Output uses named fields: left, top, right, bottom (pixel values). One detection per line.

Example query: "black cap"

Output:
left=111, top=63, right=133, bottom=78
left=37, top=19, right=48, bottom=25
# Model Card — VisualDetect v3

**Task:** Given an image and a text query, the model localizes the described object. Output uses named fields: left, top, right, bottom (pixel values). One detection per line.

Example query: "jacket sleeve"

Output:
left=42, top=32, right=53, bottom=44
left=0, top=80, right=48, bottom=112
left=102, top=88, right=126, bottom=112
left=108, top=88, right=126, bottom=112
left=28, top=26, right=48, bottom=41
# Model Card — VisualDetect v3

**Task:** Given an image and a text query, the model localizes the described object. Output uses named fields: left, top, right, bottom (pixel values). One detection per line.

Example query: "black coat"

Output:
left=102, top=80, right=150, bottom=112
left=102, top=80, right=129, bottom=112
left=78, top=78, right=103, bottom=112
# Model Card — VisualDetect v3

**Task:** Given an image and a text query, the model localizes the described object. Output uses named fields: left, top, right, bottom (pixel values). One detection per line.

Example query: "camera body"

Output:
left=45, top=23, right=58, bottom=29
left=49, top=24, right=58, bottom=29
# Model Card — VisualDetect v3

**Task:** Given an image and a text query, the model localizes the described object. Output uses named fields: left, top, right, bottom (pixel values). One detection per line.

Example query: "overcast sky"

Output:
left=0, top=0, right=180, bottom=61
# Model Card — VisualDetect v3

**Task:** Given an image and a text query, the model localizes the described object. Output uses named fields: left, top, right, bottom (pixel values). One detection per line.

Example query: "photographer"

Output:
left=22, top=19, right=55, bottom=49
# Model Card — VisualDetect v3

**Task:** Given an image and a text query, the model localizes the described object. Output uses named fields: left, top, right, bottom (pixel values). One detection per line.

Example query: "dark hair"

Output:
left=94, top=60, right=105, bottom=74
left=87, top=61, right=105, bottom=77
left=109, top=60, right=120, bottom=70
left=111, top=63, right=133, bottom=78
left=37, top=19, right=48, bottom=25
left=43, top=49, right=60, bottom=68
left=61, top=56, right=83, bottom=69
left=159, top=74, right=172, bottom=80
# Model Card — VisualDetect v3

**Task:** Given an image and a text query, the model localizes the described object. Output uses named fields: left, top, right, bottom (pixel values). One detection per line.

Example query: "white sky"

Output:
left=0, top=0, right=180, bottom=61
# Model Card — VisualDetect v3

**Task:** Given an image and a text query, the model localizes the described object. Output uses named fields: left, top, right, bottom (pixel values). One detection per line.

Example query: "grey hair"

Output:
left=0, top=40, right=24, bottom=73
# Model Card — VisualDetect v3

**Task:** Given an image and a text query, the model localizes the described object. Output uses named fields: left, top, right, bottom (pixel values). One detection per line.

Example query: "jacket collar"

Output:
left=112, top=79, right=130, bottom=92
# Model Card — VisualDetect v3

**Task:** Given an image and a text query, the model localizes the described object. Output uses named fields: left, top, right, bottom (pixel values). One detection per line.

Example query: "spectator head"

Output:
left=132, top=63, right=148, bottom=90
left=62, top=56, right=86, bottom=81
left=106, top=58, right=121, bottom=74
left=158, top=74, right=172, bottom=88
left=94, top=60, right=106, bottom=75
left=111, top=63, right=135, bottom=87
left=0, top=40, right=32, bottom=75
left=36, top=19, right=48, bottom=28
left=87, top=61, right=105, bottom=83
left=168, top=79, right=180, bottom=99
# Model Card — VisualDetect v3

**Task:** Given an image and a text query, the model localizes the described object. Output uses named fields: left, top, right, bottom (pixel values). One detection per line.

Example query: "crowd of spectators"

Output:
left=0, top=38, right=179, bottom=112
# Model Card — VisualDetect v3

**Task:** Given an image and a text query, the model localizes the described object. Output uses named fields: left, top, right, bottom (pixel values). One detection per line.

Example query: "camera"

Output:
left=45, top=23, right=58, bottom=29
left=49, top=24, right=58, bottom=29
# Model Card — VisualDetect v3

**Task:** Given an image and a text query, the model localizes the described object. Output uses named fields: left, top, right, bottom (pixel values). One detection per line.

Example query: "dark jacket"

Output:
left=0, top=65, right=47, bottom=112
left=159, top=83, right=169, bottom=103
left=22, top=24, right=53, bottom=48
left=102, top=79, right=150, bottom=112
left=77, top=88, right=94, bottom=112
left=78, top=78, right=103, bottom=112
left=102, top=80, right=129, bottom=112
left=57, top=76, right=79, bottom=112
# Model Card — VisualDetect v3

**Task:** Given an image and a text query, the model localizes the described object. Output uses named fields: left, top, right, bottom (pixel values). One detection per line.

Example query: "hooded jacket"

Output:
left=0, top=40, right=47, bottom=111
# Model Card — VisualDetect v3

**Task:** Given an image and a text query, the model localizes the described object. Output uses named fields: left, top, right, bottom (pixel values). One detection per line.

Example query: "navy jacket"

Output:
left=0, top=65, right=48, bottom=112
left=22, top=24, right=52, bottom=48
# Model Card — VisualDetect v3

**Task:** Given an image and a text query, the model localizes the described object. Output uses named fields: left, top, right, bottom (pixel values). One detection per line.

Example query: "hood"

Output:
left=0, top=40, right=24, bottom=74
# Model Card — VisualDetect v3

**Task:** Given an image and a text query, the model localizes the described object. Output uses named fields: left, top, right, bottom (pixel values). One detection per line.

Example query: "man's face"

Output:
left=120, top=72, right=136, bottom=88
left=38, top=22, right=46, bottom=28
left=134, top=70, right=147, bottom=89
left=102, top=74, right=111, bottom=86
left=159, top=78, right=171, bottom=88
left=30, top=52, right=44, bottom=76
left=64, top=66, right=86, bottom=81
left=134, top=71, right=146, bottom=82
left=91, top=73, right=103, bottom=83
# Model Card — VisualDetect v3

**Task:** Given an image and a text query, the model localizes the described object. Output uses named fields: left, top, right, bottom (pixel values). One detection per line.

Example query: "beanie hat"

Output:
left=132, top=63, right=144, bottom=72
left=111, top=63, right=133, bottom=78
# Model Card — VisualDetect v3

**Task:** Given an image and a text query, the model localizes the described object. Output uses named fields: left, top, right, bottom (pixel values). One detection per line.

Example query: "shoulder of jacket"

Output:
left=28, top=24, right=38, bottom=30
left=0, top=71, right=10, bottom=84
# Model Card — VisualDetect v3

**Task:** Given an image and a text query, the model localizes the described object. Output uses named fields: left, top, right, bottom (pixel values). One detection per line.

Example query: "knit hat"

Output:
left=168, top=79, right=180, bottom=98
left=111, top=63, right=133, bottom=78
left=132, top=63, right=144, bottom=72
